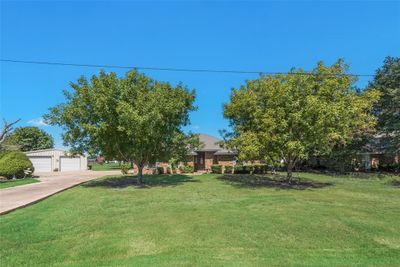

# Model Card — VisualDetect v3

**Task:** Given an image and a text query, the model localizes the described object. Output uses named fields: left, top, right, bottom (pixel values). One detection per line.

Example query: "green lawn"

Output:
left=0, top=173, right=399, bottom=266
left=90, top=162, right=121, bottom=171
left=0, top=178, right=38, bottom=189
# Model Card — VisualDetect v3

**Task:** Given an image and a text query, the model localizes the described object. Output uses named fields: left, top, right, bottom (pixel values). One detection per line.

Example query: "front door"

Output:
left=195, top=152, right=205, bottom=171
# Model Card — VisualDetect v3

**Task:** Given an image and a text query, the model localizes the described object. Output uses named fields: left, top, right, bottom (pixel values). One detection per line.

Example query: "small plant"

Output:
left=224, top=165, right=233, bottom=174
left=234, top=165, right=252, bottom=174
left=179, top=165, right=194, bottom=173
left=253, top=164, right=268, bottom=174
left=157, top=166, right=164, bottom=174
left=211, top=164, right=223, bottom=174
left=120, top=163, right=130, bottom=175
left=53, top=168, right=59, bottom=172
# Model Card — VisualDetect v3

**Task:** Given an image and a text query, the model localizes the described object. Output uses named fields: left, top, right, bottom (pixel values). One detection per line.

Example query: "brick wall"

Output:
left=216, top=155, right=236, bottom=166
left=204, top=152, right=215, bottom=170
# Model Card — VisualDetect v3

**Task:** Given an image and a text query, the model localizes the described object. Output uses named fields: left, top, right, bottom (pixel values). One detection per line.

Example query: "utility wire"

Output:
left=0, top=59, right=385, bottom=77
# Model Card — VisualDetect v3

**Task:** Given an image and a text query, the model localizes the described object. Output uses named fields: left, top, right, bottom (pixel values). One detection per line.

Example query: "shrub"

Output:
left=211, top=164, right=222, bottom=174
left=234, top=165, right=253, bottom=174
left=0, top=151, right=34, bottom=179
left=224, top=165, right=233, bottom=174
left=233, top=165, right=243, bottom=173
left=380, top=163, right=400, bottom=173
left=157, top=166, right=164, bottom=174
left=179, top=165, right=194, bottom=173
left=120, top=163, right=130, bottom=175
left=253, top=164, right=268, bottom=174
left=167, top=166, right=176, bottom=174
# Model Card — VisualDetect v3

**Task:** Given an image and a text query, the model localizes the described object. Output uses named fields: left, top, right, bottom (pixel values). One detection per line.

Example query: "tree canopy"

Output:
left=223, top=60, right=380, bottom=181
left=4, top=126, right=54, bottom=152
left=44, top=70, right=197, bottom=182
left=367, top=56, right=400, bottom=153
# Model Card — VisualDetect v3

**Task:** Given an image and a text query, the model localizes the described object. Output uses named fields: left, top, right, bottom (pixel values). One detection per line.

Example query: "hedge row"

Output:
left=211, top=164, right=269, bottom=174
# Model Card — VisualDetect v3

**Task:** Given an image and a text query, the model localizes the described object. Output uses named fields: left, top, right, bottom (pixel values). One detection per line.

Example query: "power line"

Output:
left=0, top=58, right=382, bottom=77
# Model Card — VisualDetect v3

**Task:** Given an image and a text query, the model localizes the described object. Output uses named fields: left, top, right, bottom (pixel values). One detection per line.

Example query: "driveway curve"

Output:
left=0, top=170, right=120, bottom=215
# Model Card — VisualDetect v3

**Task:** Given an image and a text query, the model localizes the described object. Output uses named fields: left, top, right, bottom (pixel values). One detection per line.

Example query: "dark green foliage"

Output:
left=253, top=164, right=268, bottom=174
left=211, top=164, right=222, bottom=174
left=233, top=165, right=244, bottom=174
left=157, top=167, right=164, bottom=174
left=224, top=165, right=233, bottom=174
left=0, top=151, right=34, bottom=179
left=367, top=56, right=400, bottom=153
left=380, top=163, right=400, bottom=173
left=179, top=165, right=194, bottom=173
left=234, top=165, right=252, bottom=174
left=120, top=163, right=130, bottom=175
left=4, top=127, right=54, bottom=152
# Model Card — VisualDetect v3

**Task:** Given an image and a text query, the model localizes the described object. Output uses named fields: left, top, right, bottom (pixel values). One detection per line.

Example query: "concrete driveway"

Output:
left=0, top=170, right=120, bottom=215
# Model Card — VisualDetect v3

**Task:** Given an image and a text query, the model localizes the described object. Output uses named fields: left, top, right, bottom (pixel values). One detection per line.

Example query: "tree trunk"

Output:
left=287, top=162, right=294, bottom=184
left=137, top=163, right=144, bottom=184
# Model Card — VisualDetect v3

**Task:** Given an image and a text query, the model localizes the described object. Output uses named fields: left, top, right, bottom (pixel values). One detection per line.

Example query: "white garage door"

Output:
left=60, top=157, right=81, bottom=171
left=29, top=156, right=52, bottom=172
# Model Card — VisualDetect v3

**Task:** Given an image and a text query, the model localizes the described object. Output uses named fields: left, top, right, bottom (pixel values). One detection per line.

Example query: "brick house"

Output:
left=186, top=134, right=237, bottom=171
left=361, top=134, right=399, bottom=170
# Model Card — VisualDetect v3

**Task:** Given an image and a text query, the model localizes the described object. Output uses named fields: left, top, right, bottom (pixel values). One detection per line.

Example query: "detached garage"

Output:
left=25, top=149, right=87, bottom=173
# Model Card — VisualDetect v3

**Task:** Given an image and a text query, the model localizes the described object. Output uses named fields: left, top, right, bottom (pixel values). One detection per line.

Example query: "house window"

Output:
left=200, top=157, right=203, bottom=164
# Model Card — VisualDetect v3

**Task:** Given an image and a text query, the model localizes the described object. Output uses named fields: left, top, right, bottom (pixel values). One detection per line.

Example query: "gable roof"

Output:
left=197, top=133, right=222, bottom=151
left=191, top=133, right=237, bottom=155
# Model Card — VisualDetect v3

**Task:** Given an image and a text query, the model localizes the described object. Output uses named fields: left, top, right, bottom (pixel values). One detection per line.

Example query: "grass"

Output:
left=90, top=162, right=121, bottom=171
left=0, top=178, right=38, bottom=189
left=0, top=172, right=399, bottom=266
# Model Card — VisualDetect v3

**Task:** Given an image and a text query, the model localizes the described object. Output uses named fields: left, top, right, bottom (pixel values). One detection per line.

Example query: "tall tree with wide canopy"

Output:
left=5, top=126, right=54, bottom=152
left=367, top=56, right=400, bottom=153
left=223, top=60, right=380, bottom=182
left=45, top=70, right=197, bottom=183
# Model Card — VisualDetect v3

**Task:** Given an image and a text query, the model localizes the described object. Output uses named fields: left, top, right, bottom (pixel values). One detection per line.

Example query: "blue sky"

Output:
left=1, top=1, right=399, bottom=148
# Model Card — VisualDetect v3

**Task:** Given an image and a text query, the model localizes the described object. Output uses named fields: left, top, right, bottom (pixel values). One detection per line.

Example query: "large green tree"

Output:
left=44, top=70, right=197, bottom=183
left=367, top=56, right=400, bottom=153
left=5, top=126, right=54, bottom=152
left=223, top=60, right=380, bottom=181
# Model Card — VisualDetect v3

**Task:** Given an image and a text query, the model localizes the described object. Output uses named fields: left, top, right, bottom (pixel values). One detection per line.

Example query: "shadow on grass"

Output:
left=299, top=169, right=393, bottom=179
left=83, top=174, right=198, bottom=189
left=392, top=180, right=400, bottom=188
left=218, top=174, right=333, bottom=190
